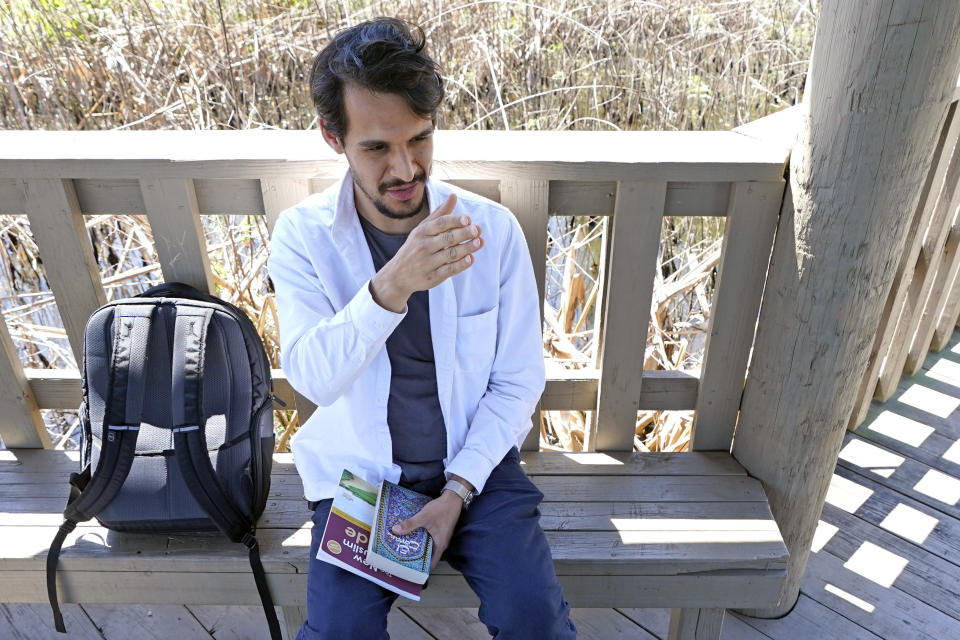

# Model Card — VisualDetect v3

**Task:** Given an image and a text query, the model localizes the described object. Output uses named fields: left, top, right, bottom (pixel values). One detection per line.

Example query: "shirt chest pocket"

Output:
left=455, top=306, right=499, bottom=372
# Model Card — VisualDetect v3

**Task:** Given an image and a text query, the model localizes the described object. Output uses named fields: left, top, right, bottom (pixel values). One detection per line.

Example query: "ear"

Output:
left=319, top=120, right=345, bottom=154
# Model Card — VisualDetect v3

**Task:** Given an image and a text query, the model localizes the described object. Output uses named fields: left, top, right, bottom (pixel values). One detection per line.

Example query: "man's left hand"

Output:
left=391, top=490, right=464, bottom=571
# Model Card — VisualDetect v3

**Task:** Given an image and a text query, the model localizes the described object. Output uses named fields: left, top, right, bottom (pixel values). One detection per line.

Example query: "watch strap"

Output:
left=443, top=479, right=475, bottom=507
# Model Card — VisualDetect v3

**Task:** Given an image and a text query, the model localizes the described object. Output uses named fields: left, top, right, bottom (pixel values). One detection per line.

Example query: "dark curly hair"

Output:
left=309, top=18, right=445, bottom=140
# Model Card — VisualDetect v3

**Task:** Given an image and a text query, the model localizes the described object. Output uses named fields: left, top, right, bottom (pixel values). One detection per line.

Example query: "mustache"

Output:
left=379, top=172, right=427, bottom=193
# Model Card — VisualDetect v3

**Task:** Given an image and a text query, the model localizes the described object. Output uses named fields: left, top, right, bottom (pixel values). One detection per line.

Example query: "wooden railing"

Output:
left=849, top=83, right=960, bottom=428
left=0, top=127, right=790, bottom=453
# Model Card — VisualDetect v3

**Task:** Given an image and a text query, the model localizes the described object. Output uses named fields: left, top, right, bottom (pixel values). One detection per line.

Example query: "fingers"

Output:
left=392, top=515, right=418, bottom=536
left=434, top=235, right=483, bottom=268
left=427, top=193, right=457, bottom=219
left=393, top=519, right=448, bottom=571
left=433, top=252, right=475, bottom=281
left=399, top=193, right=484, bottom=292
left=432, top=223, right=480, bottom=252
left=424, top=198, right=471, bottom=237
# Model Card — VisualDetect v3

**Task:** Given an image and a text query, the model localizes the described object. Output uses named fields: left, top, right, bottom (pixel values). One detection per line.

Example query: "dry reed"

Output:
left=0, top=0, right=815, bottom=131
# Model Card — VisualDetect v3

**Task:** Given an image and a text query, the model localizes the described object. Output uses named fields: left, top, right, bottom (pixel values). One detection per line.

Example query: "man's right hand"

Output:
left=370, top=194, right=484, bottom=313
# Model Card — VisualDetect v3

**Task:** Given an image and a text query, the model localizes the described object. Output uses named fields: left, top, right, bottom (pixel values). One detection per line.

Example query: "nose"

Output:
left=388, top=146, right=416, bottom=183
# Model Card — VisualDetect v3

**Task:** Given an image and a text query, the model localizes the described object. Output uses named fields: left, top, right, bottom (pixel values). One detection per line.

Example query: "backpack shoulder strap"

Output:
left=170, top=304, right=282, bottom=640
left=49, top=303, right=154, bottom=633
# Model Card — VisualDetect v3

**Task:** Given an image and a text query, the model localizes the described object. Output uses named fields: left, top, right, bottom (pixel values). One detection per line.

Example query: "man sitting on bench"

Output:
left=267, top=16, right=577, bottom=640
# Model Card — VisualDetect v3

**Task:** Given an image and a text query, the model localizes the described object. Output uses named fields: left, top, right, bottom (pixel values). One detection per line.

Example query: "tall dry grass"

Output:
left=0, top=0, right=818, bottom=451
left=1, top=0, right=815, bottom=131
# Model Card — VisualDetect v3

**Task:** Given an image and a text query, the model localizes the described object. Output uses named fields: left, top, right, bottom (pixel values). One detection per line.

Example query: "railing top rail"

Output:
left=0, top=130, right=789, bottom=182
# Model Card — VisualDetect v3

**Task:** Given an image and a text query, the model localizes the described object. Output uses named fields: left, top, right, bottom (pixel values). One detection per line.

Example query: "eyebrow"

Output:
left=357, top=127, right=435, bottom=148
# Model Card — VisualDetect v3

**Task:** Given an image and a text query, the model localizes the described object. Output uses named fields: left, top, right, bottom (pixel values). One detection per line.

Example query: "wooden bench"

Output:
left=1, top=448, right=786, bottom=639
left=0, top=127, right=793, bottom=638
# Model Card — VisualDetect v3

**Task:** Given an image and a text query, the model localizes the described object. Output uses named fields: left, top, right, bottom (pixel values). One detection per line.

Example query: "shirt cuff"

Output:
left=444, top=448, right=497, bottom=495
left=350, top=278, right=406, bottom=344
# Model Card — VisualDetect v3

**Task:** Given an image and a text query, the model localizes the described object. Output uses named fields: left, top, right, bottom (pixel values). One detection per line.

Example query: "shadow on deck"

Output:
left=6, top=331, right=960, bottom=640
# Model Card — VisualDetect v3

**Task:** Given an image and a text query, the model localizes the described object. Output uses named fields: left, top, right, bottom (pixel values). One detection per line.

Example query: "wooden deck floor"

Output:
left=6, top=332, right=960, bottom=639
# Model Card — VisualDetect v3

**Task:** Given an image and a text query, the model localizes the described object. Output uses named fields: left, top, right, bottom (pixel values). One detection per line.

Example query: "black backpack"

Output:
left=46, top=282, right=281, bottom=639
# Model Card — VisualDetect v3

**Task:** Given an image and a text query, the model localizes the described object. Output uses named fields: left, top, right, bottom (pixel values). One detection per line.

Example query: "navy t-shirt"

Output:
left=358, top=215, right=447, bottom=489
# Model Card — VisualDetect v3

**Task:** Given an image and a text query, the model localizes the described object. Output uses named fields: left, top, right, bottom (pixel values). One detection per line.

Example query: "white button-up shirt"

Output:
left=268, top=173, right=545, bottom=501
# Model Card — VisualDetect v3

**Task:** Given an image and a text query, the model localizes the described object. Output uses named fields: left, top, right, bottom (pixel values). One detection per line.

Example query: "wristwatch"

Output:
left=443, top=479, right=476, bottom=508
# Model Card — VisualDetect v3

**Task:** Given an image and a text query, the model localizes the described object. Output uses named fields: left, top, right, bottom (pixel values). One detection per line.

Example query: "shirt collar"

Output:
left=331, top=171, right=357, bottom=248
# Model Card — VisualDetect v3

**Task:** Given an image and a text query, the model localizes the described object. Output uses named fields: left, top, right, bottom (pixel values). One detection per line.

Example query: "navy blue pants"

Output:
left=296, top=447, right=577, bottom=639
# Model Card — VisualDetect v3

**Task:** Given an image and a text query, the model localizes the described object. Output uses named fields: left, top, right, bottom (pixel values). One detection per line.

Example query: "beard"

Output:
left=353, top=170, right=429, bottom=220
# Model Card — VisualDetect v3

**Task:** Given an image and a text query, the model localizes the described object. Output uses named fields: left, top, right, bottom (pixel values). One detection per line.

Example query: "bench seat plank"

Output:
left=2, top=570, right=786, bottom=610
left=0, top=525, right=787, bottom=575
left=3, top=499, right=779, bottom=536
left=0, top=450, right=748, bottom=477
left=0, top=450, right=788, bottom=612
left=1, top=473, right=768, bottom=503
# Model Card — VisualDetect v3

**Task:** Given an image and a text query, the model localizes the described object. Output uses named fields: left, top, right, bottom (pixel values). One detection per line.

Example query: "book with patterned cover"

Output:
left=367, top=480, right=434, bottom=584
left=317, top=469, right=423, bottom=600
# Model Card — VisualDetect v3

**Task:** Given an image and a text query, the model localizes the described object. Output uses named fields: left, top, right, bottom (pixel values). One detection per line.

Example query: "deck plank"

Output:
left=817, top=502, right=960, bottom=619
left=386, top=609, right=437, bottom=640
left=570, top=608, right=659, bottom=639
left=828, top=465, right=960, bottom=566
left=80, top=604, right=211, bottom=639
left=801, top=548, right=960, bottom=639
left=399, top=607, right=662, bottom=640
left=0, top=603, right=104, bottom=639
left=183, top=605, right=433, bottom=640
left=617, top=607, right=772, bottom=640
left=874, top=365, right=960, bottom=435
left=400, top=607, right=490, bottom=640
left=903, top=366, right=960, bottom=403
left=731, top=595, right=881, bottom=640
left=185, top=606, right=272, bottom=639
left=836, top=432, right=960, bottom=520
left=853, top=401, right=960, bottom=476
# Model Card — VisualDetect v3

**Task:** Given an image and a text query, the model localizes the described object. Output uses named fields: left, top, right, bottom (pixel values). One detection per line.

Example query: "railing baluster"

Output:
left=0, top=319, right=49, bottom=448
left=923, top=219, right=960, bottom=353
left=260, top=178, right=317, bottom=422
left=849, top=100, right=960, bottom=426
left=867, top=101, right=960, bottom=404
left=904, top=148, right=960, bottom=376
left=932, top=224, right=960, bottom=351
left=260, top=178, right=310, bottom=234
left=501, top=179, right=549, bottom=451
left=693, top=181, right=783, bottom=451
left=24, top=178, right=106, bottom=366
left=592, top=181, right=666, bottom=452
left=139, top=178, right=215, bottom=293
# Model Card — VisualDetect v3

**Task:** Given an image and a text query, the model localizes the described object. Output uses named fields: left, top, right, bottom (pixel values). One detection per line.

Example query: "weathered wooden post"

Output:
left=732, top=0, right=960, bottom=617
